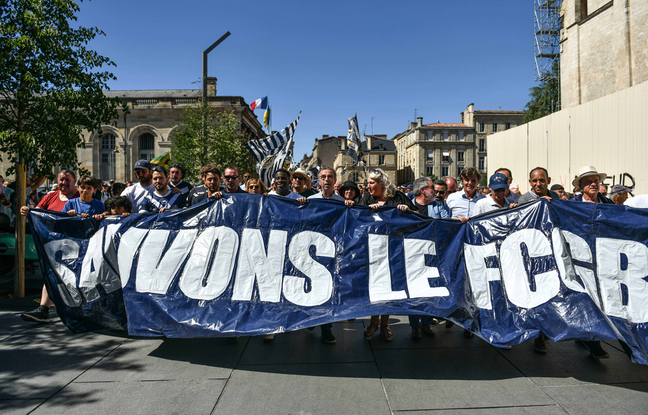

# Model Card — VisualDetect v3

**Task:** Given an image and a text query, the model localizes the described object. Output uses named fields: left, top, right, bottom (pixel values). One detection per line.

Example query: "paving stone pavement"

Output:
left=2, top=302, right=648, bottom=414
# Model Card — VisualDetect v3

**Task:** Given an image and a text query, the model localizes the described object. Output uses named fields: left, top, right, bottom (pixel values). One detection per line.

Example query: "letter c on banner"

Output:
left=500, top=229, right=560, bottom=309
left=284, top=231, right=334, bottom=306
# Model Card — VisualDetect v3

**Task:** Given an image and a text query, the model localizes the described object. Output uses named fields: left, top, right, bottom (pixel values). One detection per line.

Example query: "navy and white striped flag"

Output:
left=248, top=113, right=301, bottom=186
left=347, top=114, right=363, bottom=166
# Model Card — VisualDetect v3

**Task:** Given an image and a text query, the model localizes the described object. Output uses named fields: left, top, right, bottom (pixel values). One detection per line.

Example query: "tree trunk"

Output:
left=14, top=160, right=26, bottom=298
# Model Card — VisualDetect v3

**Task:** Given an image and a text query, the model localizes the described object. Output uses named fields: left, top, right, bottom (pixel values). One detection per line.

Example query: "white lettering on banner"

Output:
left=597, top=238, right=648, bottom=323
left=78, top=224, right=121, bottom=303
left=135, top=229, right=198, bottom=294
left=284, top=231, right=335, bottom=306
left=179, top=226, right=239, bottom=300
left=44, top=239, right=82, bottom=307
left=551, top=229, right=601, bottom=307
left=368, top=234, right=407, bottom=302
left=403, top=239, right=449, bottom=298
left=500, top=229, right=560, bottom=309
left=117, top=227, right=149, bottom=287
left=464, top=242, right=500, bottom=310
left=232, top=229, right=287, bottom=302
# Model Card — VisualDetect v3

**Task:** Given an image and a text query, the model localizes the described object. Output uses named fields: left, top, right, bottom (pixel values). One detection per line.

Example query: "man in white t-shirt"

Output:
left=473, top=172, right=513, bottom=216
left=120, top=160, right=155, bottom=213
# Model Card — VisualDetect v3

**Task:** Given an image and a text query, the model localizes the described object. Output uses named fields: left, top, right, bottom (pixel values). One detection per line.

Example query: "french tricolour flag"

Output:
left=250, top=96, right=268, bottom=111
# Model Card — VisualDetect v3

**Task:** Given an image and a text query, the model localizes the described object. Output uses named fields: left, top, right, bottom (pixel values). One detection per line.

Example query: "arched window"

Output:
left=100, top=134, right=116, bottom=180
left=139, top=133, right=155, bottom=161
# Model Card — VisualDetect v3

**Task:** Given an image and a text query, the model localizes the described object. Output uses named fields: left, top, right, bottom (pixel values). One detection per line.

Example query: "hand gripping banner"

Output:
left=29, top=196, right=648, bottom=364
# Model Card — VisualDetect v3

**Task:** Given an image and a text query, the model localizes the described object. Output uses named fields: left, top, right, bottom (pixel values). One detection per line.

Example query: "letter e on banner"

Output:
left=403, top=239, right=449, bottom=298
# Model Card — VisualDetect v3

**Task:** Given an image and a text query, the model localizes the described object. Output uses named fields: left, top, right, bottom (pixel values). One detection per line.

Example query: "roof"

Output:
left=361, top=136, right=396, bottom=152
left=473, top=110, right=524, bottom=114
left=423, top=123, right=472, bottom=128
left=104, top=90, right=201, bottom=98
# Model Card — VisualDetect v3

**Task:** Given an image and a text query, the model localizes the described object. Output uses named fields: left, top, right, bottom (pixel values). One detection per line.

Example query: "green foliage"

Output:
left=523, top=61, right=561, bottom=123
left=171, top=99, right=254, bottom=182
left=0, top=0, right=121, bottom=177
left=426, top=172, right=438, bottom=183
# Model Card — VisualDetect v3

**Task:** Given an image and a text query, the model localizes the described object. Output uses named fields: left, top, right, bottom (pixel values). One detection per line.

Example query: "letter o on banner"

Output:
left=500, top=229, right=560, bottom=309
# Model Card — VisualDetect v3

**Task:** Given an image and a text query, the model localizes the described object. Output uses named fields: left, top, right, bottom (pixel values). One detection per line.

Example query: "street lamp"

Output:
left=202, top=31, right=231, bottom=101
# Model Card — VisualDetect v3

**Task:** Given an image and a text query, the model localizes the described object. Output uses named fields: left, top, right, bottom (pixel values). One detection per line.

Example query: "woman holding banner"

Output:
left=354, top=168, right=415, bottom=342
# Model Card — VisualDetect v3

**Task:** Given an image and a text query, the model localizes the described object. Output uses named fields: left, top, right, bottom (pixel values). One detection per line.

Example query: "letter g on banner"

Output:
left=500, top=229, right=560, bottom=308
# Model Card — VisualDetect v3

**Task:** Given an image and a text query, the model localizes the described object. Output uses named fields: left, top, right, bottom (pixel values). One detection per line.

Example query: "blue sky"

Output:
left=77, top=0, right=536, bottom=161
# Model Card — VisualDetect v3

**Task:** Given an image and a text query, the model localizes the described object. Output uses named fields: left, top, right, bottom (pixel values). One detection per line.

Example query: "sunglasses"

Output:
left=434, top=190, right=446, bottom=194
left=293, top=176, right=305, bottom=181
left=223, top=175, right=239, bottom=180
left=249, top=185, right=260, bottom=189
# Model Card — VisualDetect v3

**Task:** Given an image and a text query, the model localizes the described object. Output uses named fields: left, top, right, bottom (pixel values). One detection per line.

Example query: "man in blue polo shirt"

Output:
left=447, top=167, right=485, bottom=223
left=139, top=166, right=187, bottom=213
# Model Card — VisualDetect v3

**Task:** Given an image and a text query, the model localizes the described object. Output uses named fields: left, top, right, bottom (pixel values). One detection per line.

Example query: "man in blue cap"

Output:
left=472, top=172, right=515, bottom=216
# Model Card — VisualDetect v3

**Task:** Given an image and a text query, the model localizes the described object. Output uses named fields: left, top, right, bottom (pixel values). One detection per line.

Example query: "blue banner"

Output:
left=29, top=195, right=648, bottom=364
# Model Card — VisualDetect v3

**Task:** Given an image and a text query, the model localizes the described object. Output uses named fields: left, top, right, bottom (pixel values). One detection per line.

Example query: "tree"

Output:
left=171, top=99, right=254, bottom=182
left=426, top=172, right=438, bottom=183
left=522, top=61, right=561, bottom=123
left=0, top=0, right=121, bottom=296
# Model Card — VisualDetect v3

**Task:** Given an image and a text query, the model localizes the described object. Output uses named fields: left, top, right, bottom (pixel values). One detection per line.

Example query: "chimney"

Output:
left=366, top=134, right=372, bottom=151
left=417, top=117, right=423, bottom=127
left=205, top=77, right=217, bottom=97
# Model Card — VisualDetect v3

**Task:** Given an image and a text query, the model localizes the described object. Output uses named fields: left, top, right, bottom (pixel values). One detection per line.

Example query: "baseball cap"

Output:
left=134, top=159, right=152, bottom=170
left=489, top=173, right=509, bottom=190
left=611, top=184, right=631, bottom=193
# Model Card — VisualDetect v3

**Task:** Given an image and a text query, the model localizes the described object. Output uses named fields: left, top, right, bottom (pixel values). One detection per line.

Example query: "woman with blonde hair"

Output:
left=245, top=178, right=266, bottom=195
left=348, top=168, right=415, bottom=342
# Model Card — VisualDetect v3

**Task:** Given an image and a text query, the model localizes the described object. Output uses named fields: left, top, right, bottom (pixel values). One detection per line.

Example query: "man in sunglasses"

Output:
left=429, top=180, right=451, bottom=219
left=222, top=166, right=247, bottom=194
left=291, top=169, right=316, bottom=197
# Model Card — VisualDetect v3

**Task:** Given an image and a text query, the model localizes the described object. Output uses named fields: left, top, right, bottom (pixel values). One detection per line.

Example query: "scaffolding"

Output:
left=534, top=0, right=562, bottom=81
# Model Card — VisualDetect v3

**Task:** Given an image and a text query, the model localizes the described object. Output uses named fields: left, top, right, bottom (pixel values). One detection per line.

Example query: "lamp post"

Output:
left=202, top=31, right=231, bottom=101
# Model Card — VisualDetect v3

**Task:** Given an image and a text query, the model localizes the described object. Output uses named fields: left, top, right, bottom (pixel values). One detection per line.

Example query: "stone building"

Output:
left=560, top=0, right=648, bottom=108
left=461, top=104, right=524, bottom=174
left=307, top=135, right=344, bottom=171
left=393, top=118, right=475, bottom=185
left=333, top=135, right=397, bottom=184
left=0, top=78, right=265, bottom=183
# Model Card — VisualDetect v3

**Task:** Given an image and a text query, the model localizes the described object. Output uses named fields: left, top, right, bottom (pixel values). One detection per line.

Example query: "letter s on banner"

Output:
left=44, top=239, right=82, bottom=307
left=403, top=239, right=449, bottom=298
left=284, top=231, right=334, bottom=306
left=232, top=229, right=287, bottom=302
left=464, top=242, right=500, bottom=310
left=597, top=238, right=648, bottom=323
left=179, top=226, right=239, bottom=300
left=500, top=229, right=560, bottom=308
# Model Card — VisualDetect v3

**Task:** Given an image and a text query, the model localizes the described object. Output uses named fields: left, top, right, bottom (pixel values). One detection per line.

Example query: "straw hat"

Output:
left=572, top=166, right=607, bottom=189
left=291, top=168, right=311, bottom=185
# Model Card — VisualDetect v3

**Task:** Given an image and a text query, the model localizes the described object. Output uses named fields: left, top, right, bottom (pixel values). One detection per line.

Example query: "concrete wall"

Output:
left=487, top=79, right=648, bottom=194
left=561, top=0, right=648, bottom=108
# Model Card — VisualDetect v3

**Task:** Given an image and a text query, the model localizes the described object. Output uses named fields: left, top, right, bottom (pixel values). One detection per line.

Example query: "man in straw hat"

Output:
left=571, top=166, right=612, bottom=204
left=291, top=168, right=316, bottom=197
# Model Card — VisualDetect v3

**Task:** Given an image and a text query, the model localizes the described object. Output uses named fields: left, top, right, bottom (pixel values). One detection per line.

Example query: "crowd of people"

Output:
left=14, top=160, right=644, bottom=360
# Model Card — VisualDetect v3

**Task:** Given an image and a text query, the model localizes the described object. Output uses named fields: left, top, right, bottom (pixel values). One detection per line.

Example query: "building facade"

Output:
left=333, top=135, right=397, bottom=184
left=0, top=78, right=265, bottom=183
left=462, top=104, right=524, bottom=174
left=307, top=135, right=344, bottom=171
left=393, top=117, right=475, bottom=185
left=560, top=0, right=648, bottom=108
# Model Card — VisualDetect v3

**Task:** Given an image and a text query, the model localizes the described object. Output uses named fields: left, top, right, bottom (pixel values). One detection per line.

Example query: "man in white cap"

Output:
left=291, top=168, right=316, bottom=197
left=571, top=166, right=612, bottom=204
